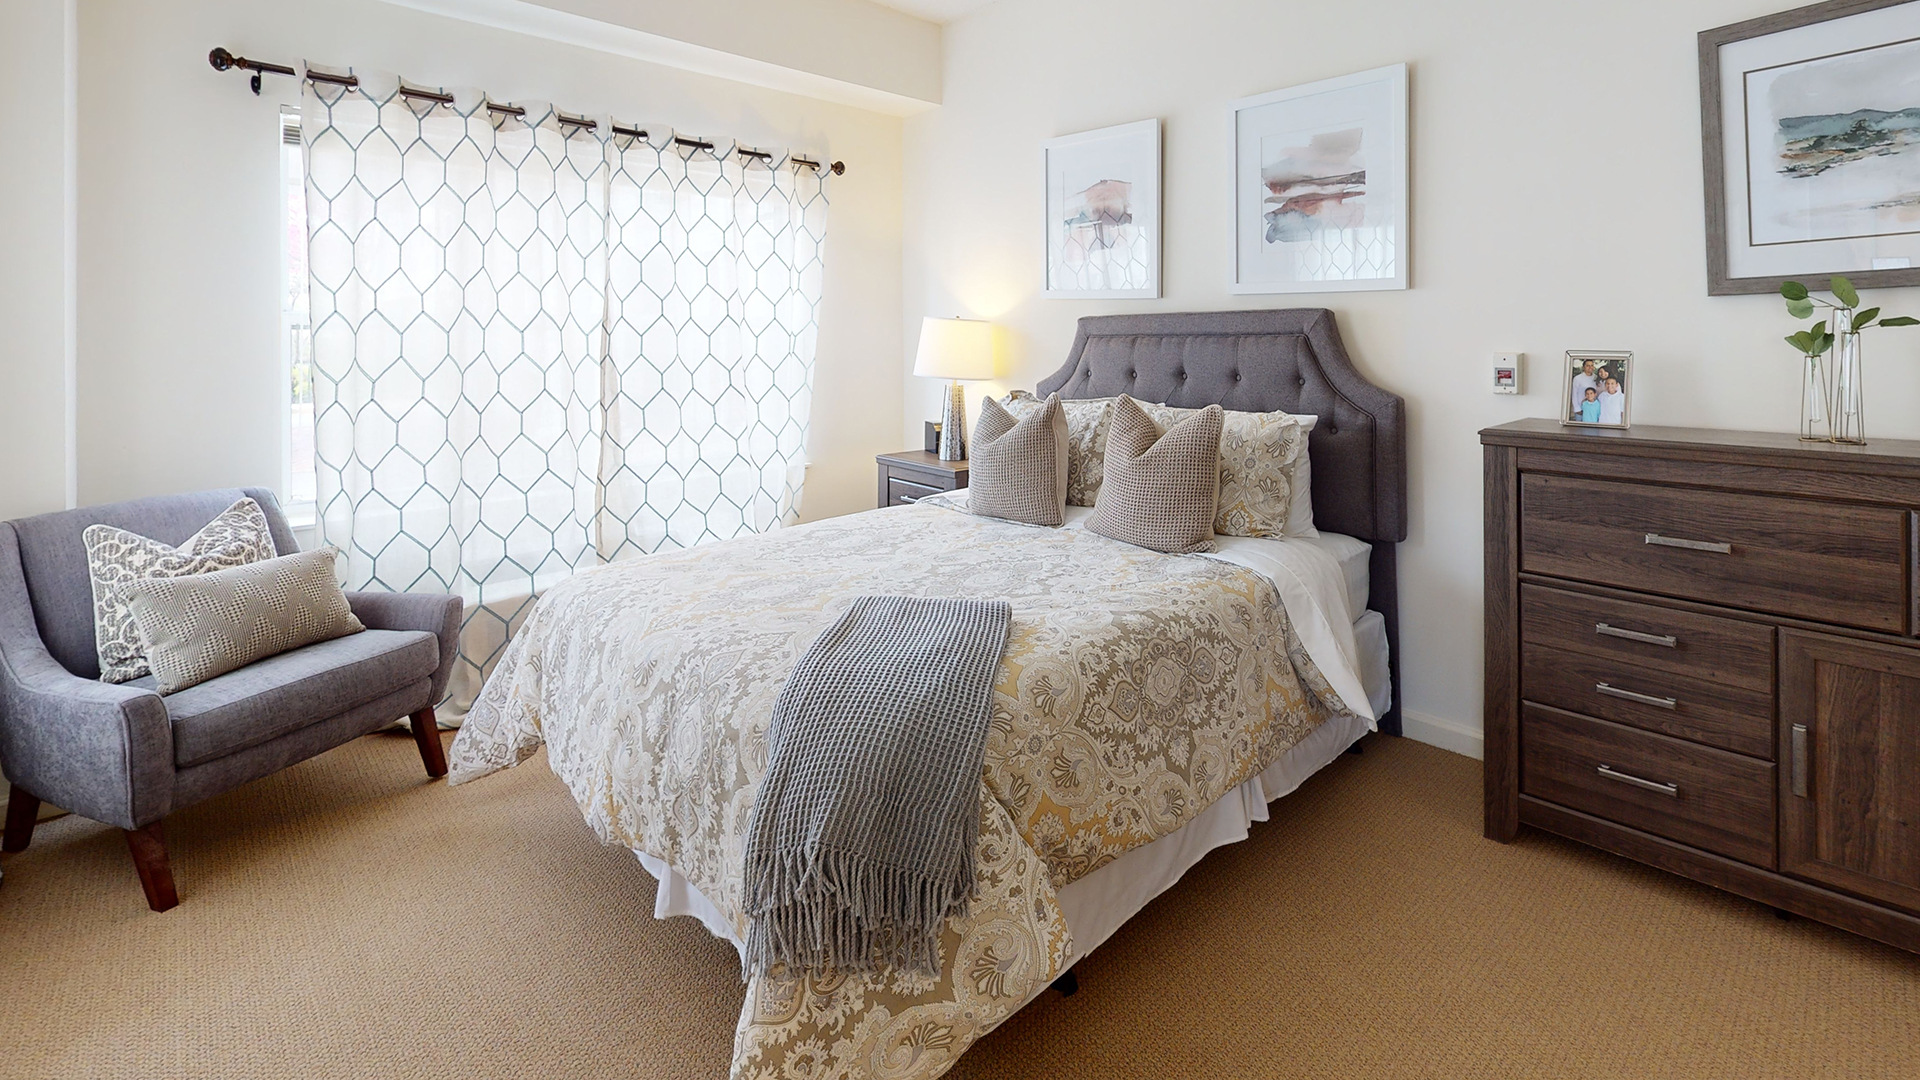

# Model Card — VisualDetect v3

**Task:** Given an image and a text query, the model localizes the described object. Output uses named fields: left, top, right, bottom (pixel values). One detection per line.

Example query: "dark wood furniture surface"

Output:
left=876, top=450, right=968, bottom=508
left=1484, top=418, right=1920, bottom=954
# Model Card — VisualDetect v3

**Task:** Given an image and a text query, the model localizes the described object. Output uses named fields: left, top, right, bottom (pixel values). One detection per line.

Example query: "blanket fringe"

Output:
left=743, top=841, right=977, bottom=977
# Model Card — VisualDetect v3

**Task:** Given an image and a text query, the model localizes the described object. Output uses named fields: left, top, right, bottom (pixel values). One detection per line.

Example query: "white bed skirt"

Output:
left=632, top=706, right=1376, bottom=968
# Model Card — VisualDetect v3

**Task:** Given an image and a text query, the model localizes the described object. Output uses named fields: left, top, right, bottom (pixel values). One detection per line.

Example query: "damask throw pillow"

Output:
left=967, top=393, right=1070, bottom=526
left=84, top=498, right=278, bottom=684
left=122, top=548, right=365, bottom=695
left=1002, top=390, right=1114, bottom=507
left=1086, top=396, right=1224, bottom=554
left=1139, top=403, right=1310, bottom=538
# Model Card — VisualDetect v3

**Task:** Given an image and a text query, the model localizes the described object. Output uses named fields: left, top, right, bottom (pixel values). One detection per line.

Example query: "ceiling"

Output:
left=869, top=0, right=995, bottom=23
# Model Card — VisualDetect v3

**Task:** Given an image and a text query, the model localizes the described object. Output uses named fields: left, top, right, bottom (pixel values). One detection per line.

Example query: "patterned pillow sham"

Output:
left=1086, top=396, right=1224, bottom=554
left=1140, top=403, right=1310, bottom=539
left=84, top=498, right=278, bottom=683
left=968, top=394, right=1070, bottom=526
left=1002, top=391, right=1113, bottom=507
left=122, top=548, right=364, bottom=695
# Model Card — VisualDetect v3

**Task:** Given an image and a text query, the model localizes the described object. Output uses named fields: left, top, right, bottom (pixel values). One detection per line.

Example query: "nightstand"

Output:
left=876, top=451, right=968, bottom=508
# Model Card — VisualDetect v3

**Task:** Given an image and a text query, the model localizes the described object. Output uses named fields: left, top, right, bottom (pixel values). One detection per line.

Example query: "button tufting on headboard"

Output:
left=1032, top=308, right=1405, bottom=546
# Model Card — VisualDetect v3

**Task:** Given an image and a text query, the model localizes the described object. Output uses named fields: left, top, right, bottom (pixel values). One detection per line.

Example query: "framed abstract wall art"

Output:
left=1042, top=119, right=1161, bottom=299
left=1701, top=0, right=1920, bottom=294
left=1229, top=63, right=1409, bottom=294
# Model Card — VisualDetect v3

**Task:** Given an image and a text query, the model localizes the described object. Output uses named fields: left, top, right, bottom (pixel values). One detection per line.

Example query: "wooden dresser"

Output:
left=1483, top=419, right=1920, bottom=953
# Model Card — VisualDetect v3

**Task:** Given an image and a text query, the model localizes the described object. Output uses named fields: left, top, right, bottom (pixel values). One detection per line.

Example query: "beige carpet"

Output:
left=1, top=732, right=1915, bottom=1079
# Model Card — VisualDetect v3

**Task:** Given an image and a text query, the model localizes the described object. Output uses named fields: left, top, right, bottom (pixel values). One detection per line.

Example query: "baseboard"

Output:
left=1400, top=710, right=1483, bottom=760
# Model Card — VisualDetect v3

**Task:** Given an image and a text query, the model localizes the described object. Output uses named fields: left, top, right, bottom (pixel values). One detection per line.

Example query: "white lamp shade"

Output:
left=912, top=316, right=994, bottom=381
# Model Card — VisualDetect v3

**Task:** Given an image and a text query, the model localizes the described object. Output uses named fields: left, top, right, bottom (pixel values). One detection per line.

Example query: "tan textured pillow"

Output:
left=1140, top=404, right=1309, bottom=538
left=968, top=394, right=1070, bottom=526
left=84, top=498, right=279, bottom=683
left=1003, top=391, right=1113, bottom=507
left=121, top=548, right=365, bottom=694
left=1087, top=396, right=1224, bottom=554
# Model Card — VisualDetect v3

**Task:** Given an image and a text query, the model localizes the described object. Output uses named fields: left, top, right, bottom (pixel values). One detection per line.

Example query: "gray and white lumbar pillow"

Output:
left=121, top=547, right=365, bottom=695
left=1087, top=395, right=1225, bottom=554
left=967, top=393, right=1070, bottom=526
left=84, top=498, right=278, bottom=683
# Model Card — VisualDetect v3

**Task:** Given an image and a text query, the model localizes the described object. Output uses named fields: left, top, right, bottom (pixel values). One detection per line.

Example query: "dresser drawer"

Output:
left=1520, top=584, right=1774, bottom=690
left=886, top=476, right=944, bottom=506
left=1521, top=703, right=1777, bottom=867
left=1520, top=473, right=1909, bottom=632
left=1522, top=646, right=1773, bottom=758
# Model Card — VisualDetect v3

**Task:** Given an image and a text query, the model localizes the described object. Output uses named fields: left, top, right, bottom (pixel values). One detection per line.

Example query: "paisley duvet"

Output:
left=448, top=500, right=1357, bottom=1079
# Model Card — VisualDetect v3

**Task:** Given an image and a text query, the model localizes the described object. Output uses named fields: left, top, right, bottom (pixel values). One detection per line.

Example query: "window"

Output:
left=280, top=107, right=315, bottom=523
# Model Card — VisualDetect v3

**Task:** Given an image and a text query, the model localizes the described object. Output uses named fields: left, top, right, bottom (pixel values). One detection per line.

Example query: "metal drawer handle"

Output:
left=1597, top=764, right=1679, bottom=797
left=899, top=494, right=923, bottom=504
left=1595, top=622, right=1677, bottom=648
left=1791, top=723, right=1810, bottom=799
left=1644, top=532, right=1733, bottom=554
left=1595, top=682, right=1678, bottom=710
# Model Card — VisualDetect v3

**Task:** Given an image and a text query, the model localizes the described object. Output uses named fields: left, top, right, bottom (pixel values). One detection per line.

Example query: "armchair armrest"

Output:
left=0, top=525, right=172, bottom=830
left=345, top=591, right=464, bottom=705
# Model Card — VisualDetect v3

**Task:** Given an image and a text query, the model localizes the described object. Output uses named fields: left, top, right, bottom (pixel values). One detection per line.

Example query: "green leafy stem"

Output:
left=1781, top=275, right=1919, bottom=357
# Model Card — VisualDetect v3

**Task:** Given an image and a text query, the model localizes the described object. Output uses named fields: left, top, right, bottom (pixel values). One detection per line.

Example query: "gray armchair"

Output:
left=0, top=488, right=462, bottom=911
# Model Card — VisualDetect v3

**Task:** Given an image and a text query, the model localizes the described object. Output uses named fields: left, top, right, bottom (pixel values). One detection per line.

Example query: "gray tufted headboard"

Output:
left=1035, top=308, right=1408, bottom=733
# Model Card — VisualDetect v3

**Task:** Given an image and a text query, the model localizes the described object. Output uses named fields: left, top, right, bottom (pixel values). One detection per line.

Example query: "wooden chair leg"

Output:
left=124, top=822, right=179, bottom=912
left=411, top=707, right=448, bottom=779
left=3, top=786, right=40, bottom=853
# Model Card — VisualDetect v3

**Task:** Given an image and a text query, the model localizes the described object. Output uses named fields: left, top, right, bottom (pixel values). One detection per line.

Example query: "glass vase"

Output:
left=1800, top=352, right=1829, bottom=442
left=1830, top=330, right=1865, bottom=445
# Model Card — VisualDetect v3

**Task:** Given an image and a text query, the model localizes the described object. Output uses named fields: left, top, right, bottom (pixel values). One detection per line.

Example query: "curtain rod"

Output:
left=208, top=47, right=846, bottom=175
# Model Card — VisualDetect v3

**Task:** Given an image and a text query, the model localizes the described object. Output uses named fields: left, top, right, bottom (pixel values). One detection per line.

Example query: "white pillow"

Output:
left=1284, top=414, right=1318, bottom=538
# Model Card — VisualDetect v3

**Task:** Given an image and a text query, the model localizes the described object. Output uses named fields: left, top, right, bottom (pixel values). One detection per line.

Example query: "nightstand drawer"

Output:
left=1520, top=473, right=1909, bottom=632
left=877, top=450, right=967, bottom=510
left=1521, top=703, right=1776, bottom=867
left=887, top=476, right=943, bottom=506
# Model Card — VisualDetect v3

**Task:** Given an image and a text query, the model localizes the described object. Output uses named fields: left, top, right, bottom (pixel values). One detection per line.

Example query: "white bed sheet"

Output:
left=632, top=504, right=1382, bottom=964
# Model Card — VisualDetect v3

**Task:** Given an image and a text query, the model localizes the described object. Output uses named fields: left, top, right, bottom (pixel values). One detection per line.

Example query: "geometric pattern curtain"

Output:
left=302, top=70, right=826, bottom=713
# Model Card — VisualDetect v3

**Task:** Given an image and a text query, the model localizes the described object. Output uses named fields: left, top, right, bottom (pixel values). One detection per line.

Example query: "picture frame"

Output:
left=1042, top=119, right=1161, bottom=299
left=1562, top=351, right=1634, bottom=429
left=1700, top=0, right=1920, bottom=295
left=1229, top=63, right=1409, bottom=294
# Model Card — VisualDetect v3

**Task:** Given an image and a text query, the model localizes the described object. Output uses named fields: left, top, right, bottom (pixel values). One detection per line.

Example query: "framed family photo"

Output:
left=1229, top=63, right=1409, bottom=294
left=1700, top=0, right=1920, bottom=294
left=1042, top=119, right=1162, bottom=299
left=1563, top=351, right=1634, bottom=429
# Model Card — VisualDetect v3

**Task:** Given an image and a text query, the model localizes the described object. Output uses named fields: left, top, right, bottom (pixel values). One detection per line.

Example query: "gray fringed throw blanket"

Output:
left=743, top=594, right=1013, bottom=977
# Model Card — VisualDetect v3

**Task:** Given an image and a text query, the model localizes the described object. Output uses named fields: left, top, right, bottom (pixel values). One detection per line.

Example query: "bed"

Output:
left=448, top=308, right=1407, bottom=1079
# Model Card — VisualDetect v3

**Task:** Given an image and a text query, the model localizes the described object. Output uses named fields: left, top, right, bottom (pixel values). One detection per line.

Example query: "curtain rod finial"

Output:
left=209, top=47, right=236, bottom=72
left=831, top=161, right=845, bottom=176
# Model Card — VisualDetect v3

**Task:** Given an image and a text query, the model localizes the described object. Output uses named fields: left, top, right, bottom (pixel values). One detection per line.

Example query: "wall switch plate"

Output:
left=1492, top=352, right=1522, bottom=395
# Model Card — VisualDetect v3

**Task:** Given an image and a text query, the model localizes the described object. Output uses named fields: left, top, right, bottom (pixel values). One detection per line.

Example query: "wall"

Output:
left=902, top=0, right=1920, bottom=755
left=76, top=0, right=905, bottom=526
left=512, top=0, right=943, bottom=106
left=0, top=0, right=75, bottom=522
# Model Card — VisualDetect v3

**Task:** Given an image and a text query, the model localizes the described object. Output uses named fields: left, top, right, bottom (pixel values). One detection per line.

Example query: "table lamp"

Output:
left=913, top=316, right=994, bottom=461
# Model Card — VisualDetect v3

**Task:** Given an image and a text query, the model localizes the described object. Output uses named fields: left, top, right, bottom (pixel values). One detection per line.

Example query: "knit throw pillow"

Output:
left=122, top=548, right=365, bottom=695
left=1140, top=403, right=1309, bottom=538
left=967, top=393, right=1070, bottom=526
left=1087, top=396, right=1224, bottom=554
left=1002, top=391, right=1114, bottom=507
left=84, top=498, right=278, bottom=683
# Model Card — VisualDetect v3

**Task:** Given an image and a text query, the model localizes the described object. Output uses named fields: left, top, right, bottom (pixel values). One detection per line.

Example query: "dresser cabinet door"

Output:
left=1779, top=629, right=1920, bottom=914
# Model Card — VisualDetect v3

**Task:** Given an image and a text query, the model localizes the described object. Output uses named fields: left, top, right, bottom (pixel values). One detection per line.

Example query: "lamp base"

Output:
left=939, top=381, right=967, bottom=461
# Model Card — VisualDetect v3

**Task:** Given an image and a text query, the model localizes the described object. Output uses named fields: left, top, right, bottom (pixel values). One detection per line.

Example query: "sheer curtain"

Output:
left=302, top=71, right=827, bottom=711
